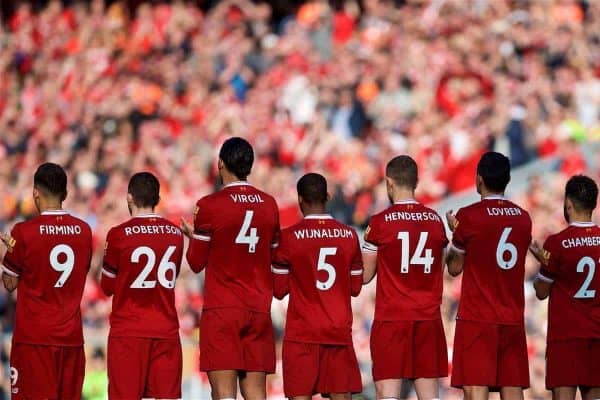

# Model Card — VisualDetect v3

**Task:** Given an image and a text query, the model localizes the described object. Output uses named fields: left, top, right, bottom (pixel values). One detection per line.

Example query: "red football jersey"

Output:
left=452, top=196, right=532, bottom=324
left=2, top=210, right=92, bottom=346
left=272, top=215, right=363, bottom=345
left=187, top=182, right=280, bottom=313
left=102, top=214, right=183, bottom=339
left=539, top=222, right=600, bottom=340
left=363, top=200, right=448, bottom=321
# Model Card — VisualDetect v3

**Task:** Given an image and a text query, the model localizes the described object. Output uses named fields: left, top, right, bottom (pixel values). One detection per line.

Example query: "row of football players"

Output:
left=0, top=137, right=598, bottom=400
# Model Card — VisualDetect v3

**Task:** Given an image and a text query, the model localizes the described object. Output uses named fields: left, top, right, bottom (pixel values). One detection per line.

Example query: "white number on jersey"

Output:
left=130, top=246, right=177, bottom=289
left=10, top=367, right=18, bottom=386
left=397, top=232, right=434, bottom=274
left=574, top=256, right=597, bottom=299
left=49, top=244, right=75, bottom=287
left=496, top=227, right=518, bottom=270
left=316, top=247, right=337, bottom=291
left=236, top=210, right=260, bottom=253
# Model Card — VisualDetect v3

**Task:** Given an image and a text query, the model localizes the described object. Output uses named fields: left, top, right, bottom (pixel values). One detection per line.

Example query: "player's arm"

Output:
left=1, top=229, right=22, bottom=292
left=530, top=240, right=553, bottom=300
left=351, top=237, right=364, bottom=296
left=361, top=222, right=379, bottom=284
left=445, top=209, right=465, bottom=276
left=271, top=236, right=290, bottom=299
left=181, top=202, right=211, bottom=273
left=100, top=229, right=119, bottom=296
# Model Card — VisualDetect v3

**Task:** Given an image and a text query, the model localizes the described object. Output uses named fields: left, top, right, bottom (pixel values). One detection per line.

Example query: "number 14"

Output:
left=397, top=232, right=434, bottom=274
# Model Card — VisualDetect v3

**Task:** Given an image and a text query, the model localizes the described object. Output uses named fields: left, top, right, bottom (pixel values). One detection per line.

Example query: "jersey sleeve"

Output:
left=2, top=224, right=25, bottom=277
left=362, top=216, right=381, bottom=253
left=451, top=208, right=469, bottom=253
left=271, top=231, right=291, bottom=299
left=350, top=234, right=364, bottom=296
left=538, top=235, right=559, bottom=283
left=102, top=228, right=120, bottom=279
left=271, top=200, right=281, bottom=249
left=187, top=199, right=212, bottom=273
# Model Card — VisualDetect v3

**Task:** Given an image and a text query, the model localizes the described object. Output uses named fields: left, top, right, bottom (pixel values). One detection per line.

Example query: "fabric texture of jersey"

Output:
left=538, top=222, right=600, bottom=341
left=102, top=214, right=184, bottom=339
left=451, top=196, right=532, bottom=325
left=272, top=215, right=363, bottom=345
left=363, top=200, right=448, bottom=321
left=188, top=182, right=280, bottom=313
left=2, top=210, right=92, bottom=346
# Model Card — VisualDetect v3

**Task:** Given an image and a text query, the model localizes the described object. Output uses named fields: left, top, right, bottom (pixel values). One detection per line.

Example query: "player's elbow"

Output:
left=447, top=265, right=462, bottom=277
left=2, top=274, right=17, bottom=292
left=534, top=280, right=550, bottom=300
left=188, top=261, right=206, bottom=274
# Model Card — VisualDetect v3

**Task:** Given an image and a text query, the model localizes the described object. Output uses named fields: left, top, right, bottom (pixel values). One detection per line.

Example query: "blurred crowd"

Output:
left=1, top=0, right=600, bottom=398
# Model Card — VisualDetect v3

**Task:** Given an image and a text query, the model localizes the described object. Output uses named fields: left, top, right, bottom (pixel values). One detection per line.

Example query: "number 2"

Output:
left=50, top=244, right=74, bottom=287
left=316, top=247, right=337, bottom=291
left=236, top=210, right=259, bottom=253
left=574, top=256, right=597, bottom=299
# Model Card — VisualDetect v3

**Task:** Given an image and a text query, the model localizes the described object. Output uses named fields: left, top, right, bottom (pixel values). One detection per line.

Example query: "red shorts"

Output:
left=10, top=343, right=85, bottom=400
left=451, top=320, right=529, bottom=390
left=370, top=319, right=448, bottom=381
left=200, top=308, right=275, bottom=373
left=282, top=341, right=362, bottom=397
left=546, top=338, right=600, bottom=389
left=107, top=336, right=182, bottom=399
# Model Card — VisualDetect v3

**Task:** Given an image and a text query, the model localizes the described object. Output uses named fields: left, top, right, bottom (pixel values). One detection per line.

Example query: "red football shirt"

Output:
left=102, top=214, right=183, bottom=339
left=452, top=196, right=532, bottom=325
left=363, top=200, right=448, bottom=321
left=539, top=222, right=600, bottom=340
left=187, top=182, right=280, bottom=313
left=2, top=210, right=92, bottom=346
left=272, top=215, right=363, bottom=345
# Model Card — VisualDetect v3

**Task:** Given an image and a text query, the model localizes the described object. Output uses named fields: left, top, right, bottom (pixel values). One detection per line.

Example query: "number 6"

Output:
left=496, top=227, right=518, bottom=270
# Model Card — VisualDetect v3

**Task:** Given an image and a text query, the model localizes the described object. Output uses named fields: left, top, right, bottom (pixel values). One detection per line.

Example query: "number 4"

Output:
left=236, top=211, right=260, bottom=253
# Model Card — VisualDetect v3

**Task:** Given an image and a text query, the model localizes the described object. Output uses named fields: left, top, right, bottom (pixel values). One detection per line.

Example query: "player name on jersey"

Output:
left=561, top=236, right=600, bottom=248
left=486, top=207, right=523, bottom=216
left=383, top=211, right=441, bottom=222
left=293, top=228, right=355, bottom=240
left=230, top=194, right=265, bottom=203
left=123, top=225, right=182, bottom=236
left=39, top=225, right=83, bottom=235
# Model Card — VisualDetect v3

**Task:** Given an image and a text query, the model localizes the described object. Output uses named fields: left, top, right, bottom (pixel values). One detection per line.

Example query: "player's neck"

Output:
left=37, top=199, right=63, bottom=214
left=221, top=175, right=247, bottom=187
left=130, top=207, right=155, bottom=217
left=569, top=212, right=593, bottom=224
left=480, top=189, right=504, bottom=200
left=302, top=206, right=328, bottom=217
left=392, top=187, right=416, bottom=203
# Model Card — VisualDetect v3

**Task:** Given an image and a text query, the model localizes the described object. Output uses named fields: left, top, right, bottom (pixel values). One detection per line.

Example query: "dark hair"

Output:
left=297, top=173, right=328, bottom=205
left=565, top=175, right=598, bottom=212
left=386, top=155, right=418, bottom=190
left=219, top=137, right=254, bottom=180
left=34, top=163, right=67, bottom=201
left=477, top=152, right=511, bottom=193
left=128, top=172, right=160, bottom=208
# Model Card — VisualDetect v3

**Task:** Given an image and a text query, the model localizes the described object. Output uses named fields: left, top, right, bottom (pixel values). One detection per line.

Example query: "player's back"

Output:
left=364, top=200, right=448, bottom=321
left=2, top=210, right=92, bottom=346
left=195, top=182, right=279, bottom=312
left=543, top=223, right=600, bottom=340
left=452, top=196, right=532, bottom=324
left=103, top=214, right=183, bottom=338
left=279, top=215, right=361, bottom=345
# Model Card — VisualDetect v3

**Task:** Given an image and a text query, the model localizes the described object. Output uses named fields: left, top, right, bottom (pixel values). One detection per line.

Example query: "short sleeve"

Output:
left=451, top=208, right=468, bottom=253
left=271, top=232, right=290, bottom=275
left=2, top=224, right=25, bottom=277
left=102, top=228, right=120, bottom=278
left=538, top=236, right=559, bottom=283
left=362, top=216, right=380, bottom=253
left=193, top=199, right=213, bottom=243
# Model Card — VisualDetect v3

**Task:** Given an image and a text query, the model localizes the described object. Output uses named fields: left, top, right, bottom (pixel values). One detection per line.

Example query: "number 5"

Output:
left=316, top=247, right=337, bottom=291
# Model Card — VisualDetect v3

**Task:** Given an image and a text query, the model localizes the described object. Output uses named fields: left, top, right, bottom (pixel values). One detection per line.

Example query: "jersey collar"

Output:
left=224, top=181, right=252, bottom=188
left=304, top=214, right=334, bottom=220
left=570, top=221, right=596, bottom=228
left=394, top=199, right=418, bottom=205
left=41, top=210, right=69, bottom=216
left=483, top=195, right=506, bottom=201
left=134, top=213, right=161, bottom=218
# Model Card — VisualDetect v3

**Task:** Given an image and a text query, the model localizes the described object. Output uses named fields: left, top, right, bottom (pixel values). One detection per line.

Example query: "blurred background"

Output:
left=1, top=0, right=600, bottom=398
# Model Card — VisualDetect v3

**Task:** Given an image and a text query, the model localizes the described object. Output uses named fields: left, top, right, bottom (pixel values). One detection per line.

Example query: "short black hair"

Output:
left=219, top=137, right=254, bottom=180
left=386, top=155, right=418, bottom=190
left=477, top=152, right=511, bottom=193
left=128, top=172, right=160, bottom=208
left=34, top=162, right=67, bottom=201
left=565, top=175, right=598, bottom=212
left=297, top=173, right=328, bottom=205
